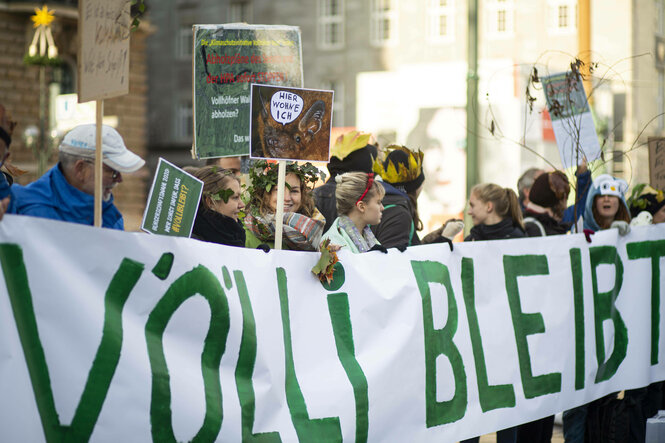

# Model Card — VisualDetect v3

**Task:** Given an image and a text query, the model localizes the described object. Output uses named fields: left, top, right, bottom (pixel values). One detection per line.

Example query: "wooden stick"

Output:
left=94, top=100, right=103, bottom=227
left=273, top=160, right=286, bottom=250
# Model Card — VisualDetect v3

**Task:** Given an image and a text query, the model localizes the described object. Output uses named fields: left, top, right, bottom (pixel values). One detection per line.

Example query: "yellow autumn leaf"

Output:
left=330, top=131, right=372, bottom=161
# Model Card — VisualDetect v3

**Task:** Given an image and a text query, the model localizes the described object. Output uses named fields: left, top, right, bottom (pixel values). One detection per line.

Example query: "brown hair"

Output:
left=192, top=166, right=240, bottom=211
left=592, top=196, right=631, bottom=229
left=471, top=183, right=524, bottom=229
left=334, top=172, right=386, bottom=215
left=252, top=172, right=316, bottom=218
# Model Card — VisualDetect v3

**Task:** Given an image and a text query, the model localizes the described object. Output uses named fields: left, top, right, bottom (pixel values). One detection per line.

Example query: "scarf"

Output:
left=244, top=209, right=325, bottom=251
left=337, top=215, right=380, bottom=253
left=192, top=208, right=246, bottom=247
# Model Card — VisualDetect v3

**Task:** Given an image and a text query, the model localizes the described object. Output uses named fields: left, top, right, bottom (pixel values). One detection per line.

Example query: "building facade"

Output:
left=0, top=0, right=150, bottom=230
left=146, top=0, right=664, bottom=228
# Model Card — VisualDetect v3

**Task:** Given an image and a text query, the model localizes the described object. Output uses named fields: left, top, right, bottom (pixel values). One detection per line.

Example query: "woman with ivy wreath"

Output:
left=191, top=166, right=246, bottom=247
left=244, top=160, right=326, bottom=251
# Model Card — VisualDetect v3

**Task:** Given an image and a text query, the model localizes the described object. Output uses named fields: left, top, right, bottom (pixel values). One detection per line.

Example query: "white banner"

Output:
left=1, top=215, right=664, bottom=442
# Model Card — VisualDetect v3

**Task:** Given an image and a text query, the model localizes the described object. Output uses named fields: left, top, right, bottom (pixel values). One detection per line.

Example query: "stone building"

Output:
left=0, top=0, right=150, bottom=230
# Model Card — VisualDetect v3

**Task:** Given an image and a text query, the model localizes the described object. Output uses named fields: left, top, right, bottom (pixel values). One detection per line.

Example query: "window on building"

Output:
left=228, top=1, right=252, bottom=23
left=547, top=0, right=576, bottom=35
left=321, top=80, right=344, bottom=127
left=318, top=0, right=344, bottom=49
left=176, top=26, right=192, bottom=59
left=370, top=0, right=398, bottom=46
left=428, top=0, right=454, bottom=43
left=175, top=101, right=193, bottom=141
left=486, top=0, right=514, bottom=38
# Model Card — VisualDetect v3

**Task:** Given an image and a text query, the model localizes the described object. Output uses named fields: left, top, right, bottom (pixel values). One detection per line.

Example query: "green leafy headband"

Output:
left=248, top=160, right=325, bottom=195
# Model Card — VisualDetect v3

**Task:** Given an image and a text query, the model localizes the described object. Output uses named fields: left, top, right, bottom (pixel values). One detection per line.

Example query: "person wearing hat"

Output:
left=522, top=170, right=573, bottom=237
left=10, top=124, right=145, bottom=230
left=371, top=145, right=425, bottom=249
left=314, top=131, right=378, bottom=233
left=628, top=184, right=665, bottom=224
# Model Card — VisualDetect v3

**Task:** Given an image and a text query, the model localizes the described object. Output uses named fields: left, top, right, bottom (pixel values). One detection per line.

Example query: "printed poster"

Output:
left=141, top=158, right=203, bottom=237
left=541, top=72, right=602, bottom=169
left=192, top=24, right=303, bottom=159
left=649, top=137, right=665, bottom=190
left=250, top=84, right=333, bottom=162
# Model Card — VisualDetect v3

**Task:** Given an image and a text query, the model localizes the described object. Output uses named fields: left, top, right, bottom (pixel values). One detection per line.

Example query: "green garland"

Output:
left=246, top=160, right=325, bottom=208
left=23, top=54, right=62, bottom=67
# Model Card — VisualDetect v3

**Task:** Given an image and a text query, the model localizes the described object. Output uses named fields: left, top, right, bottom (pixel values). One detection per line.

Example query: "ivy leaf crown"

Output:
left=246, top=160, right=326, bottom=208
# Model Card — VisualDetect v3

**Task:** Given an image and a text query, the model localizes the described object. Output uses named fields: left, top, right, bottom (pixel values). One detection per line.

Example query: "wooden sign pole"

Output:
left=273, top=160, right=286, bottom=250
left=94, top=100, right=103, bottom=227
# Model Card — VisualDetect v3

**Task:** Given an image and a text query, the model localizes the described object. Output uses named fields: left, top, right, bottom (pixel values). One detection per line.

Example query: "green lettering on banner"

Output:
left=0, top=244, right=144, bottom=442
left=627, top=240, right=665, bottom=365
left=461, top=257, right=515, bottom=411
left=327, top=293, right=369, bottom=443
left=276, top=267, right=342, bottom=442
left=503, top=255, right=562, bottom=398
left=569, top=248, right=586, bottom=390
left=145, top=265, right=230, bottom=442
left=410, top=260, right=467, bottom=426
left=233, top=270, right=282, bottom=442
left=590, top=246, right=627, bottom=383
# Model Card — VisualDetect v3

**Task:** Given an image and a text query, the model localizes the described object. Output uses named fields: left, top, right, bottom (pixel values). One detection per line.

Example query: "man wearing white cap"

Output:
left=10, top=124, right=145, bottom=229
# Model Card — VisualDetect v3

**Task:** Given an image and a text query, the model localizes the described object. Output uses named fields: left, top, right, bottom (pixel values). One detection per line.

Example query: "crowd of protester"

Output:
left=3, top=101, right=665, bottom=442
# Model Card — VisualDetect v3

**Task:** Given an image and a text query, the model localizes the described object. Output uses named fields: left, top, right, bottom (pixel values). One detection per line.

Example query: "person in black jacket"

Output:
left=191, top=166, right=246, bottom=247
left=522, top=170, right=572, bottom=237
left=371, top=145, right=424, bottom=249
left=314, top=131, right=377, bottom=233
left=461, top=183, right=524, bottom=443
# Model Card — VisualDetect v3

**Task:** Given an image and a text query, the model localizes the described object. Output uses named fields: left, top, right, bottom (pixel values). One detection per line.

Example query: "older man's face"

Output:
left=79, top=160, right=123, bottom=201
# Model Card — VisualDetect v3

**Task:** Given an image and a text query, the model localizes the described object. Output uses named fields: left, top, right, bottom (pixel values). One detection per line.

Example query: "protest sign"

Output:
left=649, top=137, right=665, bottom=190
left=250, top=85, right=333, bottom=162
left=192, top=24, right=303, bottom=160
left=77, top=0, right=131, bottom=102
left=141, top=158, right=203, bottom=237
left=1, top=215, right=664, bottom=442
left=541, top=72, right=602, bottom=169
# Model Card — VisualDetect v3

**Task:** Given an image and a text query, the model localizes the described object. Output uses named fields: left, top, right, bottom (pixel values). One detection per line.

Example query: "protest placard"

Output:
left=77, top=0, right=131, bottom=102
left=141, top=158, right=203, bottom=237
left=649, top=137, right=665, bottom=190
left=2, top=215, right=665, bottom=442
left=541, top=71, right=602, bottom=169
left=250, top=84, right=333, bottom=162
left=192, top=24, right=303, bottom=160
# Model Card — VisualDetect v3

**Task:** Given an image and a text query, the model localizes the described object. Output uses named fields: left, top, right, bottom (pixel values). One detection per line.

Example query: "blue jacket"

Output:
left=562, top=169, right=591, bottom=224
left=9, top=164, right=124, bottom=230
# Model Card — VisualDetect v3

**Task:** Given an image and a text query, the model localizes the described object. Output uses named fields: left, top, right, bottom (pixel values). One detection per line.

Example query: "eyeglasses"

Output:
left=83, top=160, right=121, bottom=180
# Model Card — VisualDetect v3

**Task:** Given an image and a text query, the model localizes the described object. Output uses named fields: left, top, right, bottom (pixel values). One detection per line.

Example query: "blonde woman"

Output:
left=320, top=172, right=386, bottom=253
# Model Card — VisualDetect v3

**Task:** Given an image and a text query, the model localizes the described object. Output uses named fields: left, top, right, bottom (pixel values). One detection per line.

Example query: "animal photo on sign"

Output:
left=250, top=84, right=333, bottom=162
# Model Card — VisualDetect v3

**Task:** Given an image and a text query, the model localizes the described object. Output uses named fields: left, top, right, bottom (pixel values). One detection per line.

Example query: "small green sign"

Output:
left=141, top=158, right=203, bottom=237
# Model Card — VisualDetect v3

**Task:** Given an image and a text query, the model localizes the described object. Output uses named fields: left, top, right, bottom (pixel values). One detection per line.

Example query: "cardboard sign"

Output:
left=541, top=72, right=601, bottom=169
left=141, top=158, right=203, bottom=237
left=192, top=24, right=303, bottom=159
left=649, top=137, right=665, bottom=190
left=77, top=0, right=131, bottom=102
left=250, top=84, right=333, bottom=162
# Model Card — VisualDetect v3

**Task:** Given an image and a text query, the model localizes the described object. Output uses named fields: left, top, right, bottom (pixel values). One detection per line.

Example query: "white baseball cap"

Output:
left=59, top=124, right=145, bottom=173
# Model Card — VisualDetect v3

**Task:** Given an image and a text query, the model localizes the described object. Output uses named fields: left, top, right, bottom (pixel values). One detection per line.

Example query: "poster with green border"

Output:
left=192, top=24, right=304, bottom=160
left=141, top=158, right=204, bottom=238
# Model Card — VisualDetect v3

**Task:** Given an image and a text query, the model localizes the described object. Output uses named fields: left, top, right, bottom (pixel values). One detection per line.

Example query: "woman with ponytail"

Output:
left=465, top=183, right=525, bottom=242
left=320, top=172, right=385, bottom=253
left=462, top=183, right=524, bottom=443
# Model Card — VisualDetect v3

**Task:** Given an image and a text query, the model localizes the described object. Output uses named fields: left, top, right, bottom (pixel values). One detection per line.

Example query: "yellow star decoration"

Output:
left=31, top=5, right=55, bottom=28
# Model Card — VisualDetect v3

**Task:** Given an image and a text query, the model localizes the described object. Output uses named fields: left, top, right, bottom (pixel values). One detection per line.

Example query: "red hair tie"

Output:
left=356, top=173, right=374, bottom=205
